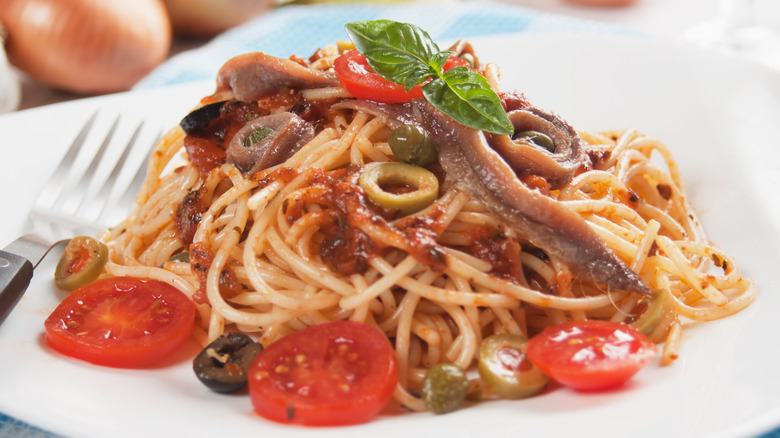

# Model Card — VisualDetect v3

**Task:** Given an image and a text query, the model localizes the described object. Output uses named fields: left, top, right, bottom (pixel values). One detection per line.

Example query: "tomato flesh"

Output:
left=333, top=50, right=472, bottom=104
left=44, top=277, right=195, bottom=368
left=525, top=320, right=656, bottom=391
left=248, top=320, right=398, bottom=426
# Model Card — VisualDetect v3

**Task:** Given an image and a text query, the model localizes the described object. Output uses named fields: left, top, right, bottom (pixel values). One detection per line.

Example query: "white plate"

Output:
left=1, top=34, right=779, bottom=438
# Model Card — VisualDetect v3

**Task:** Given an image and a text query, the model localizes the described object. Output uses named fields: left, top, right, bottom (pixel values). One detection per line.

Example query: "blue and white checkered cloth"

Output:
left=133, top=1, right=633, bottom=90
left=2, top=1, right=776, bottom=437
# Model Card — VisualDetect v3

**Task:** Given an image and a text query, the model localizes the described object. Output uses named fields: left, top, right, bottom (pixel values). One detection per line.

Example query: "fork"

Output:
left=0, top=112, right=157, bottom=325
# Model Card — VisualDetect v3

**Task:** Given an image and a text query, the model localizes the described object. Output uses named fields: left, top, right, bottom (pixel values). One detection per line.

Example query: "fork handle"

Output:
left=0, top=250, right=34, bottom=326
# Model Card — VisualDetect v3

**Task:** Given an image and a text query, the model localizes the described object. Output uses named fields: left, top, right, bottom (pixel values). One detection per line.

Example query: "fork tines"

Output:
left=29, top=111, right=160, bottom=242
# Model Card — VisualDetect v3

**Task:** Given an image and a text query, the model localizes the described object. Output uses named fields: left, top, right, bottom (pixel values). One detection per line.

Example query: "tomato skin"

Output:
left=334, top=50, right=423, bottom=103
left=248, top=320, right=398, bottom=426
left=44, top=277, right=195, bottom=368
left=525, top=320, right=656, bottom=391
left=442, top=56, right=470, bottom=70
left=333, top=50, right=472, bottom=104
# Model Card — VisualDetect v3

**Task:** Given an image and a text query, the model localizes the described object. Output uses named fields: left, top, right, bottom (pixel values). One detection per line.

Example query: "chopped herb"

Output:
left=244, top=127, right=274, bottom=147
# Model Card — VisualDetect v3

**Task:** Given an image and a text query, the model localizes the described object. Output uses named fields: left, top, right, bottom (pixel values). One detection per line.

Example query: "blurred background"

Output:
left=0, top=0, right=778, bottom=113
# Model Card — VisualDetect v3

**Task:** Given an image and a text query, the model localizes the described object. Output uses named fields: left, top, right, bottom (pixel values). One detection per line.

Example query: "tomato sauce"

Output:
left=467, top=227, right=525, bottom=283
left=263, top=166, right=450, bottom=276
left=318, top=175, right=385, bottom=275
left=175, top=185, right=210, bottom=245
left=189, top=242, right=243, bottom=305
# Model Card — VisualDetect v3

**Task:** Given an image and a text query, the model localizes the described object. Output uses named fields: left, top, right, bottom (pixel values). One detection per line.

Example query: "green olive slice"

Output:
left=54, top=236, right=109, bottom=291
left=633, top=290, right=667, bottom=335
left=388, top=124, right=438, bottom=167
left=358, top=162, right=439, bottom=215
left=478, top=333, right=548, bottom=399
left=421, top=363, right=469, bottom=414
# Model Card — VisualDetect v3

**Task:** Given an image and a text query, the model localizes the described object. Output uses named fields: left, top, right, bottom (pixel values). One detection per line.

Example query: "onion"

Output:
left=162, top=0, right=275, bottom=37
left=0, top=0, right=171, bottom=94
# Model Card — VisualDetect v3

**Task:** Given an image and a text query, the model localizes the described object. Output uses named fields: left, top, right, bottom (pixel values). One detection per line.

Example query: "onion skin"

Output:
left=163, top=0, right=275, bottom=37
left=0, top=0, right=171, bottom=94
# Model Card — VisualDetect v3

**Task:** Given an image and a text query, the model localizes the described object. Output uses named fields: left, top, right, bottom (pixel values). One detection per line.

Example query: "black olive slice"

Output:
left=193, top=332, right=263, bottom=393
left=179, top=101, right=227, bottom=134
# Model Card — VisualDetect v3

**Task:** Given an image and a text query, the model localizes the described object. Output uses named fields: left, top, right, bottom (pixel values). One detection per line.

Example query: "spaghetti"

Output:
left=99, top=40, right=754, bottom=411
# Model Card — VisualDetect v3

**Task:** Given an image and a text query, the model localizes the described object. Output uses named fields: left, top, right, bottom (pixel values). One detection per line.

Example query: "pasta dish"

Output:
left=64, top=20, right=755, bottom=418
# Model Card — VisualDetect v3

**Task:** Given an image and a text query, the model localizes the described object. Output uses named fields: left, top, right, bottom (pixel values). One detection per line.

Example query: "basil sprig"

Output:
left=344, top=20, right=513, bottom=136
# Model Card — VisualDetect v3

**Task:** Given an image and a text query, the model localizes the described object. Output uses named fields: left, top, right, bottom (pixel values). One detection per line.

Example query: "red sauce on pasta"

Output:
left=189, top=242, right=243, bottom=305
left=467, top=227, right=525, bottom=283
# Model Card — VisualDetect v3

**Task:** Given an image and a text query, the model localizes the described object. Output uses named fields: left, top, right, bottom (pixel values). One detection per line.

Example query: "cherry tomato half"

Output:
left=525, top=320, right=656, bottom=391
left=44, top=277, right=195, bottom=368
left=248, top=320, right=398, bottom=426
left=333, top=50, right=471, bottom=104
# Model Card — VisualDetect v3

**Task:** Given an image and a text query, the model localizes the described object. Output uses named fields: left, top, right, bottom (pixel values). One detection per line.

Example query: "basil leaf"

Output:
left=423, top=67, right=513, bottom=135
left=345, top=20, right=438, bottom=89
left=344, top=20, right=513, bottom=135
left=429, top=51, right=453, bottom=72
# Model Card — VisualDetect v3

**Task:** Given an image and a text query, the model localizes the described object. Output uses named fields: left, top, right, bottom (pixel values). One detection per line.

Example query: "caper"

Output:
left=244, top=127, right=274, bottom=148
left=478, top=333, right=548, bottom=399
left=422, top=363, right=469, bottom=414
left=513, top=130, right=555, bottom=153
left=388, top=124, right=438, bottom=167
left=193, top=332, right=264, bottom=393
left=632, top=290, right=666, bottom=335
left=358, top=162, right=439, bottom=215
left=54, top=236, right=108, bottom=291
